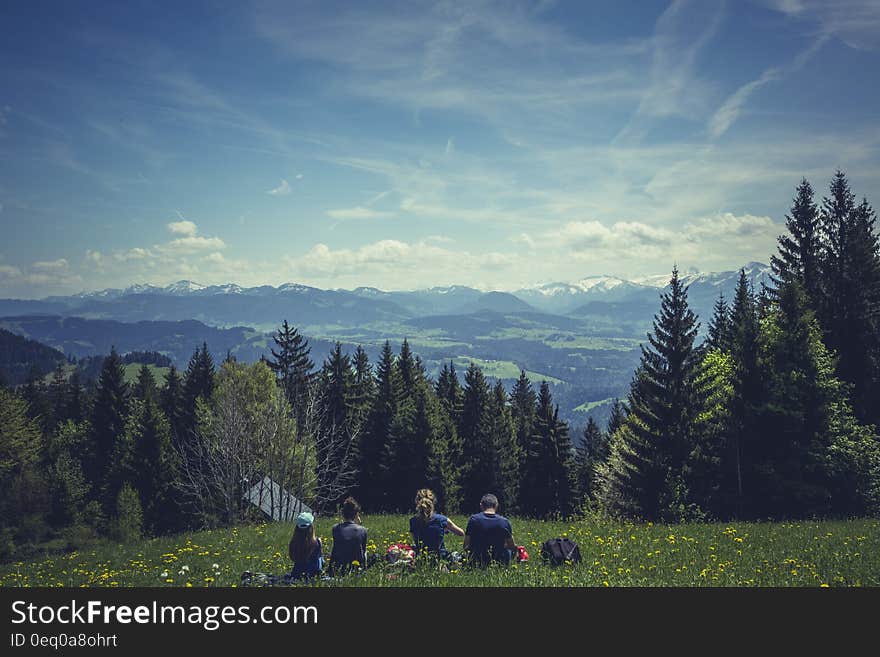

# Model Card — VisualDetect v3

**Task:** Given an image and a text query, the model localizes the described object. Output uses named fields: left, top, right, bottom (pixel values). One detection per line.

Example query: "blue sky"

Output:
left=1, top=0, right=879, bottom=297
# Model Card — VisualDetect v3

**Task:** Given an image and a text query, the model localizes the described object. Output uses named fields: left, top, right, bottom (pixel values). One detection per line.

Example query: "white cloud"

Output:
left=0, top=264, right=21, bottom=278
left=164, top=235, right=226, bottom=253
left=283, top=239, right=519, bottom=289
left=204, top=252, right=225, bottom=264
left=267, top=179, right=291, bottom=196
left=295, top=173, right=304, bottom=180
left=326, top=206, right=391, bottom=220
left=31, top=258, right=69, bottom=272
left=168, top=219, right=198, bottom=236
left=114, top=247, right=152, bottom=261
left=762, top=0, right=880, bottom=50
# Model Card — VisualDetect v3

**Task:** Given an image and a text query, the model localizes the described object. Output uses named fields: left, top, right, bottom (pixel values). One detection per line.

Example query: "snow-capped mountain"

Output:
left=514, top=275, right=657, bottom=314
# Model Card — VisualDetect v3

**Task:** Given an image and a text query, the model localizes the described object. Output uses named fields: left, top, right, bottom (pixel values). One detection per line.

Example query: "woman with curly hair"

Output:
left=408, top=488, right=464, bottom=560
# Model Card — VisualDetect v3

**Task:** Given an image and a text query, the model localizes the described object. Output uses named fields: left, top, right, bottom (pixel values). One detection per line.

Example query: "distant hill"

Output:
left=453, top=291, right=537, bottom=315
left=0, top=328, right=66, bottom=385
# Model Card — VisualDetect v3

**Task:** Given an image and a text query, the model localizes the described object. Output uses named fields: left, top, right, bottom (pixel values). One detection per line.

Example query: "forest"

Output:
left=0, top=172, right=878, bottom=561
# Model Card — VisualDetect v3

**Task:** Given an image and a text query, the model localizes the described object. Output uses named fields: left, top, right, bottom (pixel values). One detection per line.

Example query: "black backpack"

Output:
left=540, top=538, right=582, bottom=566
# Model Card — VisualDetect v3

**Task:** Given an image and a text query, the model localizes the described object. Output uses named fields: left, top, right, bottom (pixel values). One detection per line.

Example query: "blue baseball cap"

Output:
left=295, top=511, right=314, bottom=528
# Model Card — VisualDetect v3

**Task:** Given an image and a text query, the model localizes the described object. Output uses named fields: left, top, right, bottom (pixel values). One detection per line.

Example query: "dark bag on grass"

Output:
left=541, top=538, right=582, bottom=566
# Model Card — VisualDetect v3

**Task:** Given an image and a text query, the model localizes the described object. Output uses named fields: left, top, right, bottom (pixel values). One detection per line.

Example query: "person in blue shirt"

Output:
left=329, top=496, right=368, bottom=576
left=288, top=511, right=324, bottom=580
left=464, top=493, right=516, bottom=567
left=409, top=488, right=464, bottom=560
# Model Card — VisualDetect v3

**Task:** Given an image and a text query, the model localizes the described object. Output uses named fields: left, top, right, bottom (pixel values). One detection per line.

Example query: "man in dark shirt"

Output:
left=464, top=493, right=516, bottom=567
left=329, top=497, right=368, bottom=576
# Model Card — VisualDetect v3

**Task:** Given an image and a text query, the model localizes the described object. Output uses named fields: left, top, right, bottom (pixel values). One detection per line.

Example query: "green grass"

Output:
left=123, top=363, right=170, bottom=385
left=574, top=398, right=615, bottom=413
left=450, top=357, right=564, bottom=384
left=1, top=516, right=877, bottom=587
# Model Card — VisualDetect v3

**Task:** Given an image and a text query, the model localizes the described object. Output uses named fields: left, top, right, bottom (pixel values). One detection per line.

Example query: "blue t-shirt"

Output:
left=290, top=537, right=324, bottom=580
left=410, top=513, right=449, bottom=557
left=465, top=512, right=513, bottom=566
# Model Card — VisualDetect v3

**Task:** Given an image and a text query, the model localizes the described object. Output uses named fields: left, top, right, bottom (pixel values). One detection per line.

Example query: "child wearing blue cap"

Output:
left=289, top=511, right=324, bottom=580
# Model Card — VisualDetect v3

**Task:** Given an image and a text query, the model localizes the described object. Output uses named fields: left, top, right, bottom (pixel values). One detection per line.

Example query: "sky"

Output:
left=1, top=0, right=879, bottom=297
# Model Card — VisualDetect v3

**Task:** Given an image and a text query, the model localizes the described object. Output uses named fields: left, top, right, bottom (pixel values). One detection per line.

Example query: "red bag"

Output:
left=516, top=545, right=529, bottom=562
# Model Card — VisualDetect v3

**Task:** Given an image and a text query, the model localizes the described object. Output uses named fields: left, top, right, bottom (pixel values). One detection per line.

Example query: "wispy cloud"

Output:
left=762, top=0, right=880, bottom=50
left=326, top=206, right=392, bottom=220
left=708, top=35, right=828, bottom=139
left=267, top=179, right=291, bottom=196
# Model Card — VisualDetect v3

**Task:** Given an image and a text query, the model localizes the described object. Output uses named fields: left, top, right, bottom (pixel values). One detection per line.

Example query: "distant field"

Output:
left=2, top=516, right=876, bottom=587
left=123, top=363, right=170, bottom=384
left=450, top=357, right=564, bottom=384
left=574, top=398, right=615, bottom=414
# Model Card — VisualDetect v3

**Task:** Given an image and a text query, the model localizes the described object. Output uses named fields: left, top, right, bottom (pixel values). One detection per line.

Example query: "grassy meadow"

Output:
left=1, top=515, right=877, bottom=588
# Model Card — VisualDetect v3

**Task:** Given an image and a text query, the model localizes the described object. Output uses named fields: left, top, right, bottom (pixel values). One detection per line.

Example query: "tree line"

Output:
left=1, top=171, right=878, bottom=559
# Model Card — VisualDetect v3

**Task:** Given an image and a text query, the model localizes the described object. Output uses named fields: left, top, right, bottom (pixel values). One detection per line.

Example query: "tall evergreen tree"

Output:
left=817, top=171, right=856, bottom=351
left=706, top=292, right=732, bottom=352
left=351, top=346, right=375, bottom=423
left=728, top=269, right=762, bottom=517
left=88, top=347, right=129, bottom=511
left=770, top=178, right=822, bottom=307
left=160, top=365, right=185, bottom=450
left=575, top=416, right=607, bottom=505
left=126, top=397, right=177, bottom=534
left=358, top=341, right=397, bottom=510
left=488, top=381, right=521, bottom=512
left=267, top=321, right=313, bottom=424
left=132, top=364, right=158, bottom=405
left=316, top=343, right=356, bottom=508
left=606, top=398, right=627, bottom=436
left=521, top=381, right=575, bottom=517
left=458, top=363, right=494, bottom=509
left=597, top=267, right=702, bottom=520
left=435, top=361, right=463, bottom=428
left=182, top=343, right=215, bottom=441
left=837, top=197, right=880, bottom=424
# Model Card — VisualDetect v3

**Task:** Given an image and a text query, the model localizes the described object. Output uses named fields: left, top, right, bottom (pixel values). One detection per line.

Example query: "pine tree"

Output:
left=160, top=365, right=185, bottom=451
left=606, top=398, right=627, bottom=436
left=88, top=347, right=129, bottom=511
left=358, top=341, right=397, bottom=511
left=132, top=364, right=158, bottom=405
left=510, top=370, right=537, bottom=455
left=266, top=320, right=313, bottom=424
left=435, top=361, right=463, bottom=428
left=66, top=370, right=85, bottom=425
left=316, top=343, right=356, bottom=508
left=837, top=198, right=880, bottom=424
left=47, top=363, right=68, bottom=431
left=351, top=346, right=375, bottom=425
left=182, top=343, right=215, bottom=441
left=488, top=381, right=521, bottom=512
left=458, top=363, right=494, bottom=509
left=575, top=416, right=607, bottom=505
left=127, top=397, right=177, bottom=534
left=770, top=178, right=821, bottom=306
left=597, top=267, right=702, bottom=520
left=728, top=269, right=762, bottom=517
left=522, top=381, right=575, bottom=517
left=706, top=292, right=732, bottom=352
left=756, top=279, right=831, bottom=517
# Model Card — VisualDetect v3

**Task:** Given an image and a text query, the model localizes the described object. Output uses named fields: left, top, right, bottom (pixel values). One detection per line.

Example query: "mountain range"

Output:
left=1, top=262, right=770, bottom=331
left=0, top=262, right=770, bottom=428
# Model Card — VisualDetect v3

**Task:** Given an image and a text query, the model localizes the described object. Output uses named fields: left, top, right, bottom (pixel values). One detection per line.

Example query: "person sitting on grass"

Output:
left=409, top=488, right=465, bottom=561
left=289, top=511, right=324, bottom=581
left=329, top=496, right=368, bottom=576
left=463, top=493, right=516, bottom=567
